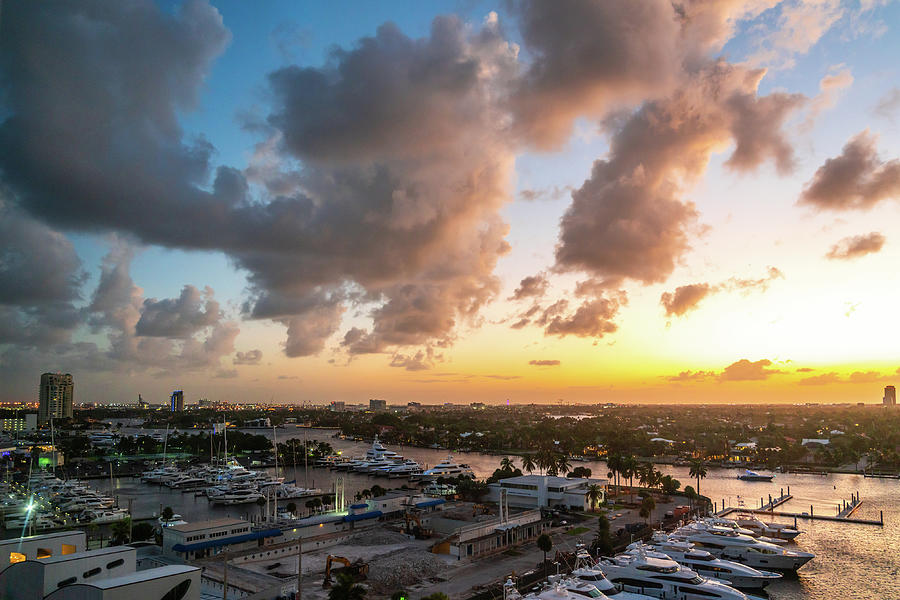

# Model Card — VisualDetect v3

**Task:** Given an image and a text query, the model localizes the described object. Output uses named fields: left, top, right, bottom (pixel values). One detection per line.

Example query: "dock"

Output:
left=717, top=488, right=883, bottom=526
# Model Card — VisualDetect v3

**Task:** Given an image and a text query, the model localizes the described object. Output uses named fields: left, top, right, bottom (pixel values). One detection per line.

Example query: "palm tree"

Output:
left=521, top=454, right=536, bottom=474
left=328, top=573, right=367, bottom=600
left=623, top=455, right=639, bottom=502
left=606, top=454, right=622, bottom=498
left=555, top=454, right=572, bottom=476
left=586, top=484, right=603, bottom=512
left=499, top=456, right=515, bottom=472
left=110, top=518, right=131, bottom=545
left=689, top=459, right=708, bottom=499
left=536, top=533, right=553, bottom=574
left=638, top=462, right=654, bottom=488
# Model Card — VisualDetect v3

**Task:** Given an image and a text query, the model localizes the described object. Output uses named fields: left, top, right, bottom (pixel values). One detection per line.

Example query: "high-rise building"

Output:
left=38, top=373, right=74, bottom=424
left=884, top=386, right=897, bottom=406
left=170, top=390, right=184, bottom=412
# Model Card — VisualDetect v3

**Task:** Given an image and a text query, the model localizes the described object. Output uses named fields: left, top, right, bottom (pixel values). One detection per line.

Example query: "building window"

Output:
left=37, top=548, right=52, bottom=559
left=83, top=567, right=101, bottom=579
left=9, top=552, right=25, bottom=564
left=61, top=544, right=76, bottom=555
left=107, top=558, right=125, bottom=569
left=57, top=577, right=77, bottom=588
left=161, top=579, right=192, bottom=600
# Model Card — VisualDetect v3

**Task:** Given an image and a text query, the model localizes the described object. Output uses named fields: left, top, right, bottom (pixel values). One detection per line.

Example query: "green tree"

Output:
left=536, top=533, right=553, bottom=573
left=110, top=518, right=131, bottom=545
left=688, top=459, right=708, bottom=498
left=286, top=502, right=297, bottom=516
left=556, top=454, right=572, bottom=476
left=586, top=484, right=603, bottom=512
left=370, top=485, right=386, bottom=498
left=592, top=514, right=614, bottom=556
left=660, top=475, right=680, bottom=495
left=390, top=592, right=408, bottom=600
left=521, top=454, right=536, bottom=474
left=640, top=496, right=656, bottom=526
left=328, top=573, right=367, bottom=600
left=499, top=456, right=515, bottom=472
left=132, top=521, right=155, bottom=541
left=161, top=506, right=174, bottom=522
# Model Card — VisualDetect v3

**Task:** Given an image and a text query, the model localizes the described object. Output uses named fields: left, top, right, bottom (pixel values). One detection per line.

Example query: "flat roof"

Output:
left=492, top=475, right=607, bottom=487
left=39, top=545, right=133, bottom=565
left=76, top=565, right=199, bottom=589
left=0, top=531, right=84, bottom=547
left=169, top=518, right=247, bottom=533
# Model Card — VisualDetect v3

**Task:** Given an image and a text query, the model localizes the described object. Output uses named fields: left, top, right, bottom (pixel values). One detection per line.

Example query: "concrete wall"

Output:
left=45, top=566, right=200, bottom=600
left=0, top=531, right=85, bottom=572
left=0, top=547, right=135, bottom=600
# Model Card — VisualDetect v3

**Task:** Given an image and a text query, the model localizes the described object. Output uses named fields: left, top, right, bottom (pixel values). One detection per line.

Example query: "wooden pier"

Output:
left=716, top=488, right=883, bottom=526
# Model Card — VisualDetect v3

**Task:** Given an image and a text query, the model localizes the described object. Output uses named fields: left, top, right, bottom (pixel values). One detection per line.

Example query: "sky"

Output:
left=2, top=0, right=900, bottom=406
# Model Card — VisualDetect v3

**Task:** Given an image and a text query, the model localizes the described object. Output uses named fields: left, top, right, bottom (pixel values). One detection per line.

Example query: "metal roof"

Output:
left=171, top=528, right=282, bottom=552
left=414, top=499, right=445, bottom=508
left=342, top=510, right=382, bottom=522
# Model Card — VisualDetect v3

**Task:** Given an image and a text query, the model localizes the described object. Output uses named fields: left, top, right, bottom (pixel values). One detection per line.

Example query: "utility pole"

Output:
left=296, top=537, right=302, bottom=600
left=222, top=551, right=228, bottom=600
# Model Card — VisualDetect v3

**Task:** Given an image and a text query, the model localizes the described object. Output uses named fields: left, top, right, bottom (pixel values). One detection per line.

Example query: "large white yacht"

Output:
left=209, top=487, right=263, bottom=505
left=418, top=455, right=475, bottom=479
left=599, top=551, right=750, bottom=600
left=80, top=508, right=130, bottom=524
left=672, top=522, right=814, bottom=571
left=627, top=537, right=782, bottom=590
left=569, top=545, right=656, bottom=599
left=731, top=512, right=801, bottom=541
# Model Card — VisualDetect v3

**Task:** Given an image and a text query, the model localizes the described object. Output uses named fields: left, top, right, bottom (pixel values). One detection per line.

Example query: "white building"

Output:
left=0, top=538, right=200, bottom=600
left=486, top=475, right=607, bottom=511
left=163, top=518, right=282, bottom=561
left=0, top=413, right=38, bottom=433
left=0, top=530, right=85, bottom=571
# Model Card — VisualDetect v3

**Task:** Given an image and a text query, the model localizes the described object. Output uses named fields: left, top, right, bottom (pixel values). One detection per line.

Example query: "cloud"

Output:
left=667, top=370, right=716, bottom=382
left=749, top=0, right=844, bottom=69
left=529, top=359, right=560, bottom=366
left=214, top=368, right=238, bottom=379
left=719, top=358, right=785, bottom=381
left=390, top=350, right=433, bottom=372
left=727, top=266, right=785, bottom=293
left=661, top=283, right=714, bottom=317
left=0, top=200, right=86, bottom=346
left=554, top=62, right=804, bottom=288
left=660, top=266, right=783, bottom=318
left=233, top=349, right=263, bottom=365
left=796, top=367, right=815, bottom=372
left=510, top=273, right=549, bottom=301
left=544, top=298, right=621, bottom=338
left=825, top=232, right=886, bottom=260
left=483, top=374, right=521, bottom=380
left=799, top=130, right=900, bottom=210
left=0, top=3, right=520, bottom=367
left=136, top=285, right=221, bottom=338
left=873, top=88, right=900, bottom=119
left=803, top=66, right=853, bottom=130
left=799, top=371, right=842, bottom=385
left=518, top=186, right=572, bottom=202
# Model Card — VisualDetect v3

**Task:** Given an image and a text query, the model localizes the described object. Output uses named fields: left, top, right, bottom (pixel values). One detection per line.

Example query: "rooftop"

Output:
left=169, top=518, right=247, bottom=533
left=73, top=565, right=199, bottom=589
left=39, top=545, right=132, bottom=565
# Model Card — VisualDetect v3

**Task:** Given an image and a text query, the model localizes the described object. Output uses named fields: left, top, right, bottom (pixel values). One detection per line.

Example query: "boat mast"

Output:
left=162, top=424, right=169, bottom=468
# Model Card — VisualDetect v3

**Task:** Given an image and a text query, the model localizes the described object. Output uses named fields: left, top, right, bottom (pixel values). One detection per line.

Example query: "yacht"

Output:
left=141, top=465, right=181, bottom=484
left=599, top=551, right=750, bottom=600
left=363, top=436, right=403, bottom=461
left=731, top=513, right=801, bottom=541
left=700, top=517, right=787, bottom=545
left=569, top=545, right=656, bottom=599
left=417, top=455, right=475, bottom=479
left=165, top=475, right=207, bottom=489
left=159, top=513, right=188, bottom=527
left=672, top=523, right=814, bottom=571
left=627, top=538, right=782, bottom=590
left=737, top=470, right=774, bottom=482
left=210, top=488, right=263, bottom=505
left=80, top=508, right=130, bottom=524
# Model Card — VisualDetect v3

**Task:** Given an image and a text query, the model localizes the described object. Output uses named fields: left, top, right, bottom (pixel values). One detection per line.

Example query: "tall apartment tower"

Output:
left=884, top=386, right=897, bottom=406
left=38, top=373, right=74, bottom=424
left=170, top=390, right=184, bottom=412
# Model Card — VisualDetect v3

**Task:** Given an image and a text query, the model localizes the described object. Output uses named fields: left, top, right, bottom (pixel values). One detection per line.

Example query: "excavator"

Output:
left=403, top=512, right=433, bottom=539
left=322, top=555, right=369, bottom=588
left=472, top=503, right=492, bottom=516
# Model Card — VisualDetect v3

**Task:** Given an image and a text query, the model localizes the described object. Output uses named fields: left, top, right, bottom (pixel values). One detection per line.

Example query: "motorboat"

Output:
left=628, top=537, right=782, bottom=590
left=599, top=550, right=750, bottom=600
left=731, top=512, right=801, bottom=541
left=700, top=517, right=787, bottom=545
left=165, top=475, right=207, bottom=489
left=672, top=522, right=814, bottom=571
left=210, top=488, right=263, bottom=505
left=737, top=470, right=774, bottom=482
left=80, top=508, right=130, bottom=524
left=159, top=513, right=188, bottom=527
left=417, top=455, right=475, bottom=479
left=569, top=545, right=656, bottom=599
left=422, top=482, right=457, bottom=496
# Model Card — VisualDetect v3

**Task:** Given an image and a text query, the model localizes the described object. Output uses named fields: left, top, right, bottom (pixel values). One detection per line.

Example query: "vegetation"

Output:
left=536, top=533, right=553, bottom=573
left=328, top=573, right=367, bottom=600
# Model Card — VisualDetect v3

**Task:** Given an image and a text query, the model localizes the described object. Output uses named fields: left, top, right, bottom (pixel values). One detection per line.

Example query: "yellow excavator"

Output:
left=403, top=512, right=433, bottom=539
left=322, top=555, right=369, bottom=588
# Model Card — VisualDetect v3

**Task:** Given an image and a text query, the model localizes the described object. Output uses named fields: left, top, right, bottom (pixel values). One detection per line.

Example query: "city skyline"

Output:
left=2, top=1, right=900, bottom=405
